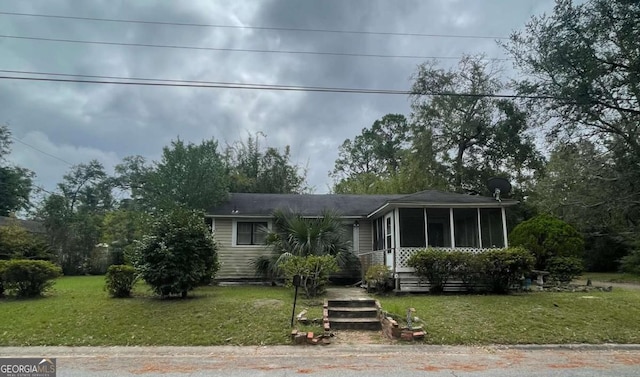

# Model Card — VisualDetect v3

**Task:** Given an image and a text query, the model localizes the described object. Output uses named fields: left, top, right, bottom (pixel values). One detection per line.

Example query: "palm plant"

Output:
left=253, top=209, right=355, bottom=280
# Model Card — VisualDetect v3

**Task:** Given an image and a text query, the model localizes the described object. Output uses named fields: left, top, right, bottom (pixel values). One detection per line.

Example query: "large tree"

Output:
left=0, top=125, right=34, bottom=216
left=410, top=56, right=544, bottom=194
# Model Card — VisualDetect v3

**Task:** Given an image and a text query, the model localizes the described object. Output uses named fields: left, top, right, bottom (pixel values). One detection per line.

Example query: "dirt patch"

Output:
left=330, top=330, right=394, bottom=345
left=252, top=299, right=284, bottom=309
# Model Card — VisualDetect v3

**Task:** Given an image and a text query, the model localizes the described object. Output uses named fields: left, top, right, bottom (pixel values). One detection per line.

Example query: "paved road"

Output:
left=2, top=345, right=639, bottom=377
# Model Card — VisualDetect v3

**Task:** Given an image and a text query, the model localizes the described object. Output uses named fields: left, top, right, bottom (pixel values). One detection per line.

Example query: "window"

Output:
left=399, top=208, right=426, bottom=247
left=480, top=208, right=504, bottom=248
left=426, top=208, right=451, bottom=247
left=236, top=221, right=268, bottom=245
left=453, top=208, right=479, bottom=248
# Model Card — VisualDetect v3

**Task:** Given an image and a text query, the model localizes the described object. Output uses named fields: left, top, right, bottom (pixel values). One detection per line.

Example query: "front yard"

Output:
left=1, top=276, right=640, bottom=346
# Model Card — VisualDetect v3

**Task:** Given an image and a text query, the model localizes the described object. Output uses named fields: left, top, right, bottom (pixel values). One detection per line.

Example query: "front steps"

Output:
left=324, top=299, right=381, bottom=331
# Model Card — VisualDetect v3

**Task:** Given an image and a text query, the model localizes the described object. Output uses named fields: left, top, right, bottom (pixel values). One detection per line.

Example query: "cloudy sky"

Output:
left=1, top=0, right=557, bottom=198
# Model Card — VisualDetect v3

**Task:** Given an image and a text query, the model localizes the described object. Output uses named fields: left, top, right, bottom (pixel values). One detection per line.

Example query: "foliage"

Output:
left=407, top=248, right=459, bottom=294
left=225, top=133, right=307, bottom=194
left=100, top=208, right=151, bottom=266
left=364, top=264, right=393, bottom=294
left=132, top=209, right=219, bottom=298
left=0, top=220, right=54, bottom=261
left=0, top=260, right=6, bottom=297
left=478, top=247, right=535, bottom=294
left=0, top=259, right=62, bottom=298
left=509, top=214, right=584, bottom=270
left=620, top=250, right=640, bottom=276
left=0, top=125, right=34, bottom=216
left=104, top=265, right=138, bottom=298
left=505, top=0, right=640, bottom=254
left=279, top=255, right=338, bottom=297
left=547, top=256, right=584, bottom=284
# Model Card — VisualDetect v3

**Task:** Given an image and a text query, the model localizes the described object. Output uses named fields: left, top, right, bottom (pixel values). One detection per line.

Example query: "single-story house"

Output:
left=206, top=190, right=517, bottom=291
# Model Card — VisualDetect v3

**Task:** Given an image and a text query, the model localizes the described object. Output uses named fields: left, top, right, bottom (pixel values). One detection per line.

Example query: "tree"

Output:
left=0, top=220, right=53, bottom=261
left=505, top=0, right=640, bottom=248
left=0, top=125, right=34, bottom=216
left=132, top=209, right=219, bottom=298
left=121, top=138, right=229, bottom=213
left=225, top=133, right=307, bottom=194
left=509, top=214, right=585, bottom=271
left=37, top=160, right=113, bottom=275
left=410, top=56, right=544, bottom=194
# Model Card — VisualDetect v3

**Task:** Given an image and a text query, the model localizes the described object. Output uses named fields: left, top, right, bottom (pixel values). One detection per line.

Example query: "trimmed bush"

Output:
left=105, top=265, right=138, bottom=298
left=478, top=247, right=535, bottom=294
left=509, top=214, right=584, bottom=270
left=364, top=264, right=392, bottom=294
left=1, top=259, right=62, bottom=298
left=547, top=256, right=584, bottom=284
left=132, top=209, right=219, bottom=299
left=407, top=248, right=459, bottom=294
left=280, top=255, right=338, bottom=298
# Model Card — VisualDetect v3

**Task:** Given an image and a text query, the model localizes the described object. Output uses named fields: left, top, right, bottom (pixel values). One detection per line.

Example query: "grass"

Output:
left=579, top=272, right=640, bottom=284
left=378, top=289, right=640, bottom=345
left=3, top=276, right=640, bottom=346
left=0, top=276, right=323, bottom=346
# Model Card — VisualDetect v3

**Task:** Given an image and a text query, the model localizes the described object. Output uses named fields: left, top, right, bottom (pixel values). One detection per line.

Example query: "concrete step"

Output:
left=328, top=318, right=382, bottom=330
left=328, top=307, right=378, bottom=318
left=327, top=298, right=377, bottom=308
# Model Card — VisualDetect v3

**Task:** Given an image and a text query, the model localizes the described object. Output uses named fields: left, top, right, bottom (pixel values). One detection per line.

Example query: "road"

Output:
left=1, top=345, right=639, bottom=377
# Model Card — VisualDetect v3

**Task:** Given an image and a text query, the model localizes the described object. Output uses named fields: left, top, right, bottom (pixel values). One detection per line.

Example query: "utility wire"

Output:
left=0, top=74, right=568, bottom=101
left=10, top=136, right=74, bottom=166
left=0, top=11, right=510, bottom=40
left=0, top=34, right=511, bottom=61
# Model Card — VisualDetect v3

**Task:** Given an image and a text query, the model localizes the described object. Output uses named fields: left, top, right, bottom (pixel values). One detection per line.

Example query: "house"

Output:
left=0, top=216, right=46, bottom=235
left=206, top=190, right=517, bottom=291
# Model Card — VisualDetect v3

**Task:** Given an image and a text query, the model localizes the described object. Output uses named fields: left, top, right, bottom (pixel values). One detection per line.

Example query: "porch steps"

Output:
left=324, top=299, right=381, bottom=331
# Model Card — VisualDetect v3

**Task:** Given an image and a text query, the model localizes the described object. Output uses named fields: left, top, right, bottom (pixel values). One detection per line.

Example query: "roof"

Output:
left=0, top=216, right=46, bottom=234
left=207, top=190, right=517, bottom=218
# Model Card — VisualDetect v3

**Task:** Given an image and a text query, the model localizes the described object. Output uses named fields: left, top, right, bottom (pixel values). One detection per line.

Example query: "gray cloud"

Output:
left=1, top=0, right=556, bottom=195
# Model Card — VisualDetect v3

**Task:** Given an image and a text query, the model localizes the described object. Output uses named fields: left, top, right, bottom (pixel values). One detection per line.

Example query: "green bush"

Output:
left=364, top=264, right=392, bottom=294
left=132, top=209, right=219, bottom=298
left=548, top=256, right=584, bottom=284
left=478, top=247, right=535, bottom=294
left=620, top=249, right=640, bottom=275
left=105, top=265, right=138, bottom=298
left=279, top=255, right=338, bottom=298
left=1, top=259, right=62, bottom=298
left=407, top=248, right=459, bottom=294
left=451, top=251, right=484, bottom=292
left=509, top=214, right=584, bottom=270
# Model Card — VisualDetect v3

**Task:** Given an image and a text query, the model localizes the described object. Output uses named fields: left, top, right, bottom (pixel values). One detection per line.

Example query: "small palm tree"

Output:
left=254, top=209, right=355, bottom=279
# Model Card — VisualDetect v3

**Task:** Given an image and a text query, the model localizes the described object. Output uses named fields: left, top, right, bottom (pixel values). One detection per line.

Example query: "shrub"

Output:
left=105, top=265, right=138, bottom=298
left=478, top=247, right=535, bottom=294
left=364, top=264, right=392, bottom=294
left=1, top=259, right=62, bottom=298
left=547, top=256, right=584, bottom=284
left=132, top=209, right=219, bottom=298
left=620, top=249, right=640, bottom=275
left=0, top=260, right=6, bottom=297
left=509, top=214, right=584, bottom=270
left=407, top=248, right=459, bottom=294
left=450, top=251, right=484, bottom=292
left=279, top=255, right=338, bottom=298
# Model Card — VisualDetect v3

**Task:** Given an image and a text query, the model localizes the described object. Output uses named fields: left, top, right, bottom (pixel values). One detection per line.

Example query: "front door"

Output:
left=384, top=213, right=394, bottom=271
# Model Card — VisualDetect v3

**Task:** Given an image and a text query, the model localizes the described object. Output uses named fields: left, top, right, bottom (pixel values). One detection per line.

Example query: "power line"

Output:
left=10, top=136, right=74, bottom=166
left=0, top=34, right=511, bottom=61
left=0, top=73, right=567, bottom=100
left=0, top=11, right=510, bottom=40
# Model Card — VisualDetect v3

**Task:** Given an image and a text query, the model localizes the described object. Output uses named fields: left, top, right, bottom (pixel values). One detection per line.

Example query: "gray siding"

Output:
left=358, top=220, right=373, bottom=254
left=213, top=218, right=272, bottom=280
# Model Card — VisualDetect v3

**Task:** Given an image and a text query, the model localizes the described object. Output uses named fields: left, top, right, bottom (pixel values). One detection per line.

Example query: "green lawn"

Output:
left=379, top=289, right=640, bottom=344
left=0, top=276, right=323, bottom=346
left=579, top=272, right=640, bottom=284
left=2, top=276, right=640, bottom=346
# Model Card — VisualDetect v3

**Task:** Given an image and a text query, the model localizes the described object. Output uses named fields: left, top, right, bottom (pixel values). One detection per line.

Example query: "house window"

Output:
left=399, top=208, right=426, bottom=247
left=236, top=221, right=268, bottom=245
left=453, top=208, right=479, bottom=248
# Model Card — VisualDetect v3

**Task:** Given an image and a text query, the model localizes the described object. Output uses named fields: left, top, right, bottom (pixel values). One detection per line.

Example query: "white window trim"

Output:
left=231, top=219, right=272, bottom=247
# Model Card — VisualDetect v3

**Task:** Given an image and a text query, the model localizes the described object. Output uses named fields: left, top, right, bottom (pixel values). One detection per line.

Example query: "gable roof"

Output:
left=207, top=190, right=517, bottom=218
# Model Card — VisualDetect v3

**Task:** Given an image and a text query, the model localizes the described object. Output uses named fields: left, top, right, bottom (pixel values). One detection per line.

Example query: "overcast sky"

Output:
left=1, top=0, right=557, bottom=198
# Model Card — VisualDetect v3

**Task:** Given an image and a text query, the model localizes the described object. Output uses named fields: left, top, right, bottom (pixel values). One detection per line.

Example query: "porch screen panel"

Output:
left=426, top=208, right=451, bottom=247
left=399, top=208, right=426, bottom=247
left=480, top=208, right=505, bottom=248
left=453, top=209, right=479, bottom=247
left=373, top=218, right=385, bottom=250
